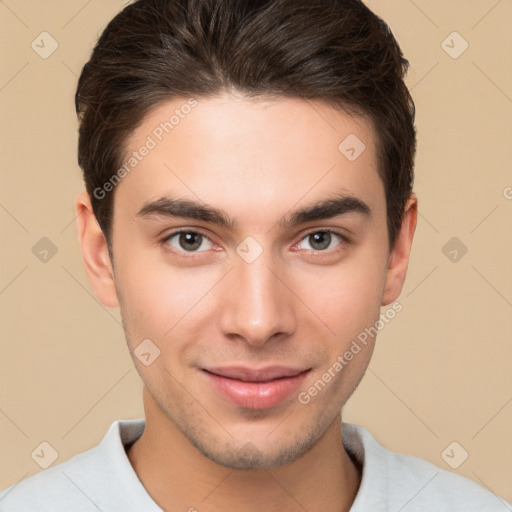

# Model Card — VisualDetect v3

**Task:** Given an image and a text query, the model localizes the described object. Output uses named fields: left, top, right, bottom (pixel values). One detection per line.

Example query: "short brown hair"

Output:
left=76, top=0, right=416, bottom=250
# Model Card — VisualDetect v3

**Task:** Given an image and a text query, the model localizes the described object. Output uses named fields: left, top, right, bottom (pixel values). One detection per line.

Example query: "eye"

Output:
left=164, top=231, right=214, bottom=252
left=296, top=230, right=344, bottom=251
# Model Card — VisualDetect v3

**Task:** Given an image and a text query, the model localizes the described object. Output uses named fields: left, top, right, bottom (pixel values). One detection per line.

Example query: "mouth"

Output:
left=201, top=366, right=311, bottom=410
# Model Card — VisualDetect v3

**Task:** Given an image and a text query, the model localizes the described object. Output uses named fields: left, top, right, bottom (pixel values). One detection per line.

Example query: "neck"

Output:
left=127, top=389, right=361, bottom=512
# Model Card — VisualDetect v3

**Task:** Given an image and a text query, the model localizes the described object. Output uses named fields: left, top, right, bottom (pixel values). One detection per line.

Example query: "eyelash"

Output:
left=160, top=228, right=350, bottom=259
left=293, top=228, right=349, bottom=256
left=160, top=228, right=217, bottom=260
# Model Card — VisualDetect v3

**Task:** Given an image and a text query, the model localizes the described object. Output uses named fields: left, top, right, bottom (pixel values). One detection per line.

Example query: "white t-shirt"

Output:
left=0, top=419, right=507, bottom=511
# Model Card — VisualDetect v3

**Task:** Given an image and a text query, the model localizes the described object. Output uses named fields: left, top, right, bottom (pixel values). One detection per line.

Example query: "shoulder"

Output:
left=0, top=419, right=152, bottom=512
left=381, top=446, right=503, bottom=508
left=0, top=446, right=104, bottom=511
left=343, top=423, right=507, bottom=512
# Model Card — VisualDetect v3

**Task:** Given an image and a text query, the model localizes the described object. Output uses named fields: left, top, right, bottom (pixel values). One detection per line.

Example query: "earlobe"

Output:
left=75, top=191, right=120, bottom=308
left=381, top=194, right=418, bottom=306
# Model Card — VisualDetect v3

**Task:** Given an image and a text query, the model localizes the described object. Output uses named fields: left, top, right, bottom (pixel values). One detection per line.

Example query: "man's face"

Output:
left=109, top=94, right=395, bottom=469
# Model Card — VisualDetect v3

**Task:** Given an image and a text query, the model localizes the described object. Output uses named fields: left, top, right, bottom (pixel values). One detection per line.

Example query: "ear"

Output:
left=381, top=194, right=418, bottom=306
left=75, top=191, right=119, bottom=308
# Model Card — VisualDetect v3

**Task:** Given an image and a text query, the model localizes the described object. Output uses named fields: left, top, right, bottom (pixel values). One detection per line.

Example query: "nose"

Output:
left=218, top=252, right=297, bottom=348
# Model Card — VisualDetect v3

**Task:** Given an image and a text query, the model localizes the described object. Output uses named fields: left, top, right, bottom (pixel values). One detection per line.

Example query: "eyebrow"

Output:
left=136, top=194, right=371, bottom=229
left=282, top=195, right=371, bottom=227
left=137, top=197, right=235, bottom=229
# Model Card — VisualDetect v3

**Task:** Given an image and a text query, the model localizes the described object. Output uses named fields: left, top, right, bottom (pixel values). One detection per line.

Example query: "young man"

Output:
left=0, top=0, right=506, bottom=510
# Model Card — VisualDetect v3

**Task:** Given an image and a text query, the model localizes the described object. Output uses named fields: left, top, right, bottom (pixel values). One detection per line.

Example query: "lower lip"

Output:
left=202, top=370, right=310, bottom=410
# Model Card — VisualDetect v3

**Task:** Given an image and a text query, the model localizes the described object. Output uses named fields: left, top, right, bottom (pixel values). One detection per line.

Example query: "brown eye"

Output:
left=165, top=231, right=213, bottom=252
left=309, top=232, right=331, bottom=250
left=297, top=230, right=343, bottom=252
left=179, top=232, right=202, bottom=251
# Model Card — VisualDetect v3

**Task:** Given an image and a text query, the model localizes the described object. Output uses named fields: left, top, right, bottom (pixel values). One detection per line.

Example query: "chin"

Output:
left=192, top=432, right=319, bottom=470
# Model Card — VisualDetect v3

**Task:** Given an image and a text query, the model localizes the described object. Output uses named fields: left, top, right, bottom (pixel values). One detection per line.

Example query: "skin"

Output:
left=76, top=92, right=417, bottom=512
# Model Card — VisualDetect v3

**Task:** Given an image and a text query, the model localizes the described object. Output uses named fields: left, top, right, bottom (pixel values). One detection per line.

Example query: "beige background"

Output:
left=1, top=0, right=511, bottom=504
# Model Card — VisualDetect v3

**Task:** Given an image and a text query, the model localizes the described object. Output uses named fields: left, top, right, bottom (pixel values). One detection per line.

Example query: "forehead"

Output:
left=115, top=93, right=384, bottom=224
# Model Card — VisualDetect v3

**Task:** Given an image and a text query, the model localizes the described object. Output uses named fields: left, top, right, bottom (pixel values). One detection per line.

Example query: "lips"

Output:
left=204, top=366, right=307, bottom=382
left=201, top=366, right=310, bottom=410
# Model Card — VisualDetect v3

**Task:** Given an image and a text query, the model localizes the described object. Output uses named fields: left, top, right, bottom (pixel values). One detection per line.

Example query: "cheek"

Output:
left=293, top=250, right=387, bottom=340
left=299, top=260, right=385, bottom=404
left=114, top=250, right=222, bottom=346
